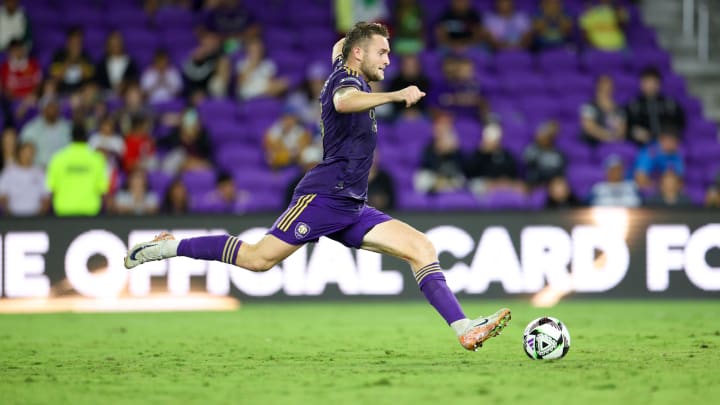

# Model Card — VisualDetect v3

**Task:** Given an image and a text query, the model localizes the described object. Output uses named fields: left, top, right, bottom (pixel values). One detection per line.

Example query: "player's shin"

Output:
left=176, top=235, right=243, bottom=265
left=415, top=262, right=470, bottom=335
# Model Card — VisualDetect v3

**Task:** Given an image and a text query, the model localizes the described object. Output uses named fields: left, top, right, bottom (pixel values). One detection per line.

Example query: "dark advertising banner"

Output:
left=1, top=208, right=719, bottom=311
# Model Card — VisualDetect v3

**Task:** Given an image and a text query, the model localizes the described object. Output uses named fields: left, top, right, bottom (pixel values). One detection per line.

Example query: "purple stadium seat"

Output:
left=498, top=72, right=543, bottom=97
left=484, top=188, right=528, bottom=209
left=181, top=169, right=217, bottom=193
left=147, top=170, right=173, bottom=197
left=557, top=140, right=593, bottom=164
left=688, top=140, right=720, bottom=163
left=537, top=49, right=579, bottom=74
left=431, top=191, right=484, bottom=211
left=392, top=117, right=433, bottom=145
left=566, top=164, right=607, bottom=199
left=216, top=145, right=265, bottom=172
left=454, top=118, right=482, bottom=151
left=593, top=142, right=639, bottom=167
left=198, top=99, right=240, bottom=122
left=582, top=50, right=629, bottom=75
left=685, top=186, right=707, bottom=205
left=397, top=191, right=432, bottom=211
left=152, top=8, right=195, bottom=28
left=685, top=119, right=718, bottom=140
left=239, top=98, right=283, bottom=121
left=242, top=191, right=286, bottom=213
left=679, top=96, right=704, bottom=120
left=547, top=72, right=594, bottom=97
left=492, top=51, right=534, bottom=72
left=630, top=49, right=671, bottom=72
left=233, top=167, right=299, bottom=193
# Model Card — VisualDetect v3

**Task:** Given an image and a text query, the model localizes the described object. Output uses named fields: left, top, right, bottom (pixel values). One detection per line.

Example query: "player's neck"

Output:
left=344, top=60, right=367, bottom=82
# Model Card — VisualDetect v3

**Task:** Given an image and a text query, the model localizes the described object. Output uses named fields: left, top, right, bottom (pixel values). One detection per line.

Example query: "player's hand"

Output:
left=394, top=86, right=426, bottom=107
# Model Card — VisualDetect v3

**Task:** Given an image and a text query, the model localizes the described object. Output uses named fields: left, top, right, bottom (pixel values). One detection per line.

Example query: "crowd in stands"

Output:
left=0, top=0, right=718, bottom=217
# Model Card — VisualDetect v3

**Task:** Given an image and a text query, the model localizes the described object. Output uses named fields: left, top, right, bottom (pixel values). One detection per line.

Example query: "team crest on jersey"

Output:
left=294, top=222, right=311, bottom=239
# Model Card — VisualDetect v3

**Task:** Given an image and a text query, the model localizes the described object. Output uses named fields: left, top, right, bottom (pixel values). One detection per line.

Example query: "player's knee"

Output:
left=408, top=234, right=437, bottom=265
left=245, top=256, right=277, bottom=272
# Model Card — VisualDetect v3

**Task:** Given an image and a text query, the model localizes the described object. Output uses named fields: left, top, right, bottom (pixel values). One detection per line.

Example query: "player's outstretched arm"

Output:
left=333, top=85, right=425, bottom=113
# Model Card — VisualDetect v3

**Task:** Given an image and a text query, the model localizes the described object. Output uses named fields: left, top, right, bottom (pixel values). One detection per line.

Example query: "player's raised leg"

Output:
left=124, top=232, right=301, bottom=272
left=360, top=219, right=511, bottom=351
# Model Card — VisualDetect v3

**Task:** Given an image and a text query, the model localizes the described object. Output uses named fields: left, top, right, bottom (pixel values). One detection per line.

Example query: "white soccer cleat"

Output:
left=458, top=308, right=512, bottom=351
left=124, top=232, right=176, bottom=269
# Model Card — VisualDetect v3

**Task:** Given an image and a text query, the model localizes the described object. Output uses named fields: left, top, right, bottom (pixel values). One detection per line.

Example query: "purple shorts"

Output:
left=268, top=194, right=392, bottom=248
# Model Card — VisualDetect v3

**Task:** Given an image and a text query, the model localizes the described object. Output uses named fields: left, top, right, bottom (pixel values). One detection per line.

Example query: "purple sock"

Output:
left=416, top=262, right=466, bottom=325
left=177, top=235, right=242, bottom=264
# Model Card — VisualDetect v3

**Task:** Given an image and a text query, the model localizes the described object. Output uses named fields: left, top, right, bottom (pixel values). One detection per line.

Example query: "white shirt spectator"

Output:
left=0, top=4, right=29, bottom=50
left=141, top=66, right=183, bottom=104
left=0, top=163, right=48, bottom=215
left=590, top=180, right=641, bottom=207
left=236, top=58, right=277, bottom=100
left=20, top=116, right=72, bottom=167
left=89, top=132, right=125, bottom=157
left=114, top=190, right=159, bottom=215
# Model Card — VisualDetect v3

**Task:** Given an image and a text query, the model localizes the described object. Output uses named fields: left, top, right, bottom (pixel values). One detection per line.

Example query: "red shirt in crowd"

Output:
left=122, top=132, right=156, bottom=173
left=0, top=57, right=42, bottom=100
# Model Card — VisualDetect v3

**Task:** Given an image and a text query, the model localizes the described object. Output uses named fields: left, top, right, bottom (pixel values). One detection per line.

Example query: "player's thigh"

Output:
left=237, top=233, right=302, bottom=271
left=360, top=219, right=436, bottom=267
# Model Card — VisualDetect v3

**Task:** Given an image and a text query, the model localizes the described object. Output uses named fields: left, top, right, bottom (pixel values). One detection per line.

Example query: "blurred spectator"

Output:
left=0, top=142, right=49, bottom=216
left=485, top=0, right=532, bottom=51
left=160, top=109, right=213, bottom=174
left=20, top=97, right=71, bottom=167
left=435, top=0, right=484, bottom=53
left=336, top=0, right=389, bottom=32
left=579, top=0, right=628, bottom=50
left=200, top=172, right=247, bottom=213
left=1, top=127, right=18, bottom=170
left=464, top=123, right=522, bottom=195
left=705, top=185, right=720, bottom=208
left=263, top=107, right=312, bottom=170
left=284, top=144, right=322, bottom=204
left=285, top=62, right=328, bottom=130
left=368, top=155, right=396, bottom=210
left=545, top=176, right=581, bottom=208
left=644, top=170, right=692, bottom=207
left=95, top=31, right=140, bottom=95
left=634, top=128, right=685, bottom=190
left=369, top=81, right=394, bottom=120
left=70, top=81, right=106, bottom=133
left=46, top=124, right=109, bottom=216
left=203, top=0, right=260, bottom=54
left=392, top=0, right=425, bottom=55
left=414, top=114, right=465, bottom=194
left=122, top=115, right=157, bottom=173
left=590, top=154, right=640, bottom=207
left=161, top=177, right=190, bottom=215
left=236, top=38, right=288, bottom=100
left=89, top=116, right=124, bottom=165
left=626, top=67, right=685, bottom=146
left=141, top=49, right=184, bottom=104
left=523, top=120, right=566, bottom=186
left=112, top=169, right=159, bottom=215
left=388, top=55, right=430, bottom=119
left=532, top=0, right=574, bottom=51
left=182, top=31, right=223, bottom=94
left=115, top=83, right=154, bottom=134
left=580, top=75, right=626, bottom=145
left=49, top=27, right=95, bottom=95
left=0, top=0, right=31, bottom=50
left=432, top=57, right=487, bottom=120
left=207, top=56, right=232, bottom=99
left=0, top=38, right=42, bottom=102
left=89, top=115, right=124, bottom=194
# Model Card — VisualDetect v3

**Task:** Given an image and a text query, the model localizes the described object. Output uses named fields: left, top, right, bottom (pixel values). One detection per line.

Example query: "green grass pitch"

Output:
left=1, top=300, right=719, bottom=404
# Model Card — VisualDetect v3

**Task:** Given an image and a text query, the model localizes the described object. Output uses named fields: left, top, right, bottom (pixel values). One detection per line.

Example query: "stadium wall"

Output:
left=0, top=209, right=718, bottom=308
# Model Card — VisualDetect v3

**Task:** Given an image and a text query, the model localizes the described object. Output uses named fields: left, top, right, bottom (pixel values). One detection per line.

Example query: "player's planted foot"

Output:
left=124, top=232, right=177, bottom=269
left=459, top=308, right=511, bottom=351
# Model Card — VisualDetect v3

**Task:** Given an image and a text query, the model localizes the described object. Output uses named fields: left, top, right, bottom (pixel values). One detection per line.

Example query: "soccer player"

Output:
left=125, top=22, right=510, bottom=351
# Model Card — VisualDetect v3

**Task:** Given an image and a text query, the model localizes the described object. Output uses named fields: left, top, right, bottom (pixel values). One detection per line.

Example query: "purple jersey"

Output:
left=293, top=57, right=378, bottom=201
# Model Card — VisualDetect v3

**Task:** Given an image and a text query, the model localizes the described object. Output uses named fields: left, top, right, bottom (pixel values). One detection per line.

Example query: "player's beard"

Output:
left=360, top=59, right=383, bottom=82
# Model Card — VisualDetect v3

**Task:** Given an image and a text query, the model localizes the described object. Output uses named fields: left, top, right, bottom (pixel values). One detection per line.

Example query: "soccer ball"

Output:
left=522, top=317, right=571, bottom=360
